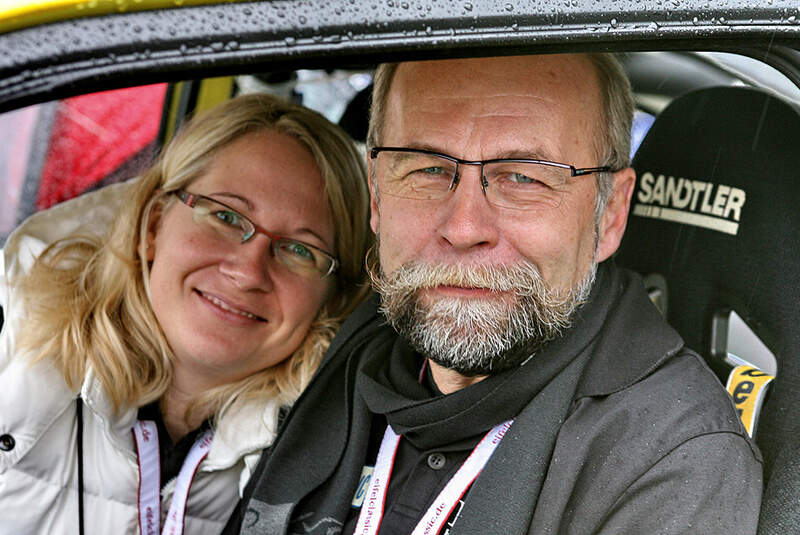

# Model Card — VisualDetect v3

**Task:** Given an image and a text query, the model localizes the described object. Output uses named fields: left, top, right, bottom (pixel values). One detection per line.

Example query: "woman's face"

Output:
left=147, top=130, right=335, bottom=390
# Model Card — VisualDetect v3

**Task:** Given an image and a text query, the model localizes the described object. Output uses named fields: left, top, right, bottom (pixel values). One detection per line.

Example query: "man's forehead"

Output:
left=382, top=54, right=601, bottom=162
left=386, top=54, right=600, bottom=129
left=392, top=54, right=597, bottom=97
left=410, top=92, right=557, bottom=118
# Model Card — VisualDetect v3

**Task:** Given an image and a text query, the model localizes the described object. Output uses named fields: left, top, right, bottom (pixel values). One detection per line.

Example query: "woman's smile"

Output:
left=194, top=289, right=266, bottom=322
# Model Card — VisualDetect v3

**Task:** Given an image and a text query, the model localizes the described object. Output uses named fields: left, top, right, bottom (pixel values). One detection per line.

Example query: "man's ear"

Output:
left=367, top=153, right=380, bottom=234
left=144, top=199, right=164, bottom=262
left=596, top=167, right=636, bottom=262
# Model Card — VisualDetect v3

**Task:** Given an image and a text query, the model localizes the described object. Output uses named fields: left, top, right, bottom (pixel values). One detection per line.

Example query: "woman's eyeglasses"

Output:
left=173, top=190, right=338, bottom=278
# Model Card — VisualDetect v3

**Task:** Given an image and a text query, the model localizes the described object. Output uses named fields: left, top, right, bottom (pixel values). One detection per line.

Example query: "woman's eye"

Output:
left=213, top=210, right=243, bottom=227
left=286, top=241, right=314, bottom=259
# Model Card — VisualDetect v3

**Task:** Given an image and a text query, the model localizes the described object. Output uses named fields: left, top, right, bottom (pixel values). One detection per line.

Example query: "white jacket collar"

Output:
left=208, top=397, right=280, bottom=470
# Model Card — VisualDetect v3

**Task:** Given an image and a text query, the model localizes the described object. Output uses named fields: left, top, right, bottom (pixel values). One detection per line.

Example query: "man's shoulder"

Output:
left=621, top=348, right=747, bottom=426
left=534, top=349, right=762, bottom=534
left=476, top=342, right=762, bottom=534
left=569, top=347, right=760, bottom=461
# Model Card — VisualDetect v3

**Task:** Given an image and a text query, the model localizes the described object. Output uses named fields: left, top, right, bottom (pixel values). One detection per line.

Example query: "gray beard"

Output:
left=370, top=260, right=597, bottom=376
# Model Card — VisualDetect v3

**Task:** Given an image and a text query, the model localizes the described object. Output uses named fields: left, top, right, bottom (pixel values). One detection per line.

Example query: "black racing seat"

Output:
left=613, top=85, right=800, bottom=527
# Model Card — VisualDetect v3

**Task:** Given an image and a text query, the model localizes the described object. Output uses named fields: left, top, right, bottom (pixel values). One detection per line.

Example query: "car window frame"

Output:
left=1, top=0, right=800, bottom=114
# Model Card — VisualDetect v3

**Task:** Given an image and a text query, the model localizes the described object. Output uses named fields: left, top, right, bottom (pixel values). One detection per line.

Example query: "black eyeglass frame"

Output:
left=369, top=146, right=613, bottom=192
left=173, top=190, right=339, bottom=278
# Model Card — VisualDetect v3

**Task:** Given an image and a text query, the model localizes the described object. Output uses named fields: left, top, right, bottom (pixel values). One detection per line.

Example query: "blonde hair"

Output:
left=17, top=93, right=372, bottom=423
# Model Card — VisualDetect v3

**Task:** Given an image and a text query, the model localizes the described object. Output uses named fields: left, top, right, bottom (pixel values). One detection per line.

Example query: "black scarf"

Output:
left=357, top=329, right=581, bottom=451
left=239, top=264, right=622, bottom=535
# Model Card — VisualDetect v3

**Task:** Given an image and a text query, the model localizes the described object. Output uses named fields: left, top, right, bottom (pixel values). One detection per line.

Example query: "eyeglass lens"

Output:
left=374, top=150, right=572, bottom=210
left=188, top=196, right=334, bottom=278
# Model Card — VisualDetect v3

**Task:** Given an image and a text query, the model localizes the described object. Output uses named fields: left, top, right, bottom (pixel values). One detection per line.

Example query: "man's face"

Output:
left=368, top=54, right=634, bottom=375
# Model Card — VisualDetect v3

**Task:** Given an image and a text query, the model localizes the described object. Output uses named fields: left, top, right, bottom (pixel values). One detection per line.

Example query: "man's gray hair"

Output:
left=587, top=54, right=634, bottom=217
left=367, top=54, right=635, bottom=219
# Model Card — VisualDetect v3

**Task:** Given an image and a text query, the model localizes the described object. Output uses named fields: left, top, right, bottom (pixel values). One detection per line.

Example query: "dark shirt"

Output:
left=136, top=401, right=210, bottom=485
left=342, top=364, right=482, bottom=535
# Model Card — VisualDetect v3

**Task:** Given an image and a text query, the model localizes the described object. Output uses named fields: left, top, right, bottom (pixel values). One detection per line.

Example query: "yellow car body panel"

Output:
left=0, top=0, right=245, bottom=34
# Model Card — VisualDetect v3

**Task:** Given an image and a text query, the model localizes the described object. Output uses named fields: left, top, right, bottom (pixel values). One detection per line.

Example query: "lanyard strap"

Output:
left=354, top=419, right=513, bottom=535
left=354, top=423, right=402, bottom=535
left=133, top=421, right=161, bottom=535
left=132, top=421, right=214, bottom=535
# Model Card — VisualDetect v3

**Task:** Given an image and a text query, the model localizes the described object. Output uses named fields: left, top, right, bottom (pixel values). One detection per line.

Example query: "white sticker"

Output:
left=351, top=465, right=374, bottom=508
left=633, top=171, right=747, bottom=236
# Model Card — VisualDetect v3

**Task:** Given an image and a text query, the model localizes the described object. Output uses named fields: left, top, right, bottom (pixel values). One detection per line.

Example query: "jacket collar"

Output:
left=574, top=264, right=684, bottom=398
left=206, top=397, right=280, bottom=470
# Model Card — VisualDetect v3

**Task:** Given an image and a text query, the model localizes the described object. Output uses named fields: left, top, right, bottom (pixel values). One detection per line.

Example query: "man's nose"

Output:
left=218, top=234, right=275, bottom=292
left=437, top=164, right=499, bottom=251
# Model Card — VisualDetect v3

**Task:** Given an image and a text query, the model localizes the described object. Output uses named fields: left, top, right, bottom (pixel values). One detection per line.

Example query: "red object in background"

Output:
left=36, top=83, right=167, bottom=210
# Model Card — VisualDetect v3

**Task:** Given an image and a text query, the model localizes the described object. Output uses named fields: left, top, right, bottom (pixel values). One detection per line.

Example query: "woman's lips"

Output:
left=195, top=290, right=266, bottom=322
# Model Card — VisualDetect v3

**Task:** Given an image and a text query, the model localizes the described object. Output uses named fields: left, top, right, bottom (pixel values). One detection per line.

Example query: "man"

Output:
left=229, top=54, right=761, bottom=535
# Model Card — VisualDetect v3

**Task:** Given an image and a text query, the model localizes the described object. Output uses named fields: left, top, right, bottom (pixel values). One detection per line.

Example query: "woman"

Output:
left=0, top=93, right=371, bottom=534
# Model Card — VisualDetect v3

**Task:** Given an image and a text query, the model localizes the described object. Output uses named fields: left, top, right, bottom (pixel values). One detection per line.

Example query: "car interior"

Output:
left=1, top=6, right=800, bottom=524
left=615, top=81, right=800, bottom=474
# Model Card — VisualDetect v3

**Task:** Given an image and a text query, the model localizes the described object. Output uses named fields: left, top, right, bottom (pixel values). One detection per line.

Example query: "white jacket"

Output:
left=0, top=183, right=280, bottom=534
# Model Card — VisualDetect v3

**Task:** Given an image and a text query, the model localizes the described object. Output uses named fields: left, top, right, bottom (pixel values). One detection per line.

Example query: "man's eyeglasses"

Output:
left=173, top=191, right=338, bottom=278
left=369, top=147, right=612, bottom=211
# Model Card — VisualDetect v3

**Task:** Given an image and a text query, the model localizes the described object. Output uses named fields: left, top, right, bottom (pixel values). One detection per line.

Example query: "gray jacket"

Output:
left=235, top=265, right=761, bottom=535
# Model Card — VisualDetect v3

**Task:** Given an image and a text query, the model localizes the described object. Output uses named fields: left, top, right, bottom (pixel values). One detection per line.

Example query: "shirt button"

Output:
left=427, top=452, right=446, bottom=470
left=0, top=434, right=15, bottom=451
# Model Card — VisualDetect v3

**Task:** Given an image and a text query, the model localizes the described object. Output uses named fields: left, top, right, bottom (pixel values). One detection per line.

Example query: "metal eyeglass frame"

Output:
left=174, top=190, right=339, bottom=278
left=369, top=146, right=612, bottom=193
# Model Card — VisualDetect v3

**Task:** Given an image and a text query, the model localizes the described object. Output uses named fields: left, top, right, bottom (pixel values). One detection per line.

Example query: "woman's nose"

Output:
left=218, top=235, right=276, bottom=292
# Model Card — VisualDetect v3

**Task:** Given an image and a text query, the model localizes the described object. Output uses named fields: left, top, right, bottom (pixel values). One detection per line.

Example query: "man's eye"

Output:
left=405, top=166, right=452, bottom=182
left=213, top=210, right=243, bottom=227
left=508, top=172, right=536, bottom=184
left=416, top=166, right=446, bottom=175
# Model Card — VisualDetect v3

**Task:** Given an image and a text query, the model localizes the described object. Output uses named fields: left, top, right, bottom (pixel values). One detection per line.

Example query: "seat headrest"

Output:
left=615, top=85, right=800, bottom=470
